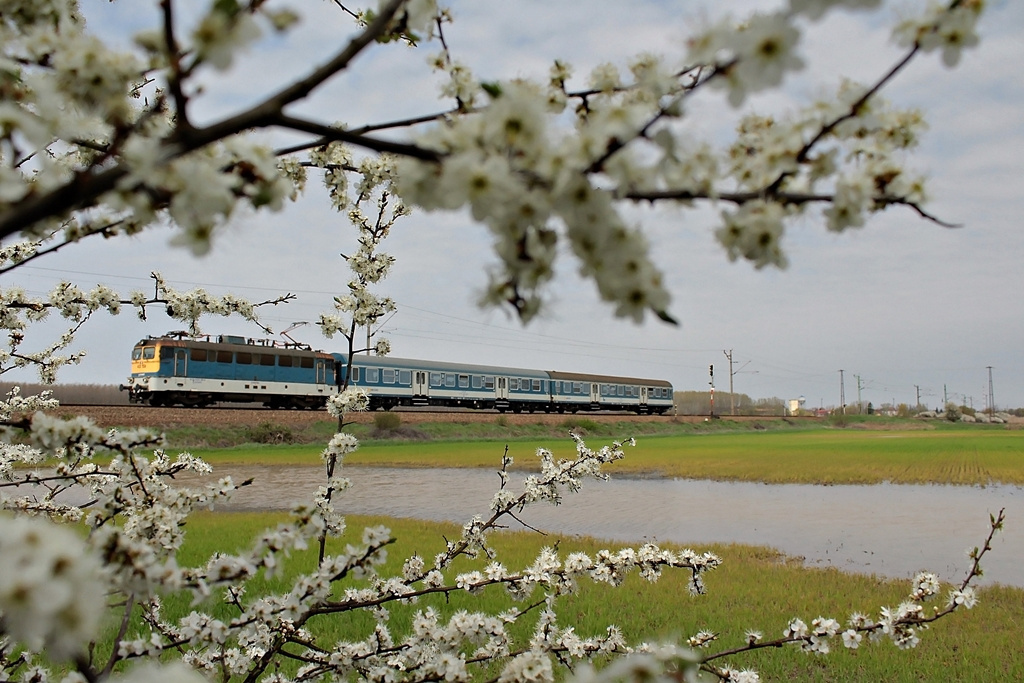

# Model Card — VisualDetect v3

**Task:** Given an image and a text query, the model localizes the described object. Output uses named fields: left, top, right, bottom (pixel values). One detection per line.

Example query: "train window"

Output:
left=573, top=382, right=583, bottom=394
left=350, top=367, right=360, bottom=382
left=382, top=369, right=395, bottom=384
left=260, top=354, right=275, bottom=366
left=458, top=374, right=469, bottom=388
left=190, top=348, right=208, bottom=362
left=366, top=368, right=380, bottom=383
left=278, top=356, right=293, bottom=367
left=617, top=385, right=624, bottom=396
left=509, top=378, right=519, bottom=391
left=471, top=375, right=482, bottom=389
left=132, top=347, right=142, bottom=361
left=430, top=373, right=442, bottom=387
left=532, top=379, right=542, bottom=391
left=217, top=350, right=233, bottom=363
left=236, top=353, right=252, bottom=365
left=300, top=357, right=314, bottom=369
left=159, top=347, right=172, bottom=360
left=484, top=376, right=494, bottom=390
left=445, top=374, right=456, bottom=388
left=142, top=346, right=156, bottom=360
left=399, top=370, right=411, bottom=385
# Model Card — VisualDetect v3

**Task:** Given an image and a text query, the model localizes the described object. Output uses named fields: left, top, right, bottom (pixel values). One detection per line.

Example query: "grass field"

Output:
left=158, top=512, right=1024, bottom=683
left=185, top=426, right=1024, bottom=486
left=76, top=422, right=1024, bottom=680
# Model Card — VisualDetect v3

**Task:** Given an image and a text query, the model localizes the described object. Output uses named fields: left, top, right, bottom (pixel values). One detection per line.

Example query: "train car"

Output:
left=337, top=354, right=552, bottom=413
left=121, top=334, right=337, bottom=408
left=548, top=371, right=674, bottom=414
left=122, top=333, right=675, bottom=414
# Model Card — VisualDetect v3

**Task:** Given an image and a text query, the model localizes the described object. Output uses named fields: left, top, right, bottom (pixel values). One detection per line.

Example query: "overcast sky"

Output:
left=7, top=0, right=1023, bottom=411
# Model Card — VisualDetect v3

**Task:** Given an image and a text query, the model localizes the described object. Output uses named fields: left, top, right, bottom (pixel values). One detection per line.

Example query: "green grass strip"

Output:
left=186, top=428, right=1024, bottom=486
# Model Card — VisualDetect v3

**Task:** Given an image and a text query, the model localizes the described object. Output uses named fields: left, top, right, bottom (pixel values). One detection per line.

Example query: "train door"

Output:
left=496, top=377, right=509, bottom=401
left=413, top=371, right=428, bottom=397
left=640, top=386, right=649, bottom=408
left=590, top=382, right=599, bottom=404
left=173, top=348, right=188, bottom=377
left=316, top=359, right=329, bottom=386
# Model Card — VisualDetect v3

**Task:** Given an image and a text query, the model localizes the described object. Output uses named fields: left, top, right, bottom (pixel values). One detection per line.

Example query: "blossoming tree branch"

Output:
left=0, top=0, right=999, bottom=682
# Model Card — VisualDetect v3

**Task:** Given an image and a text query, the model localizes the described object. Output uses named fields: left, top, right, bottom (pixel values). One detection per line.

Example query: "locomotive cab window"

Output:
left=190, top=348, right=208, bottom=362
left=300, top=357, right=314, bottom=369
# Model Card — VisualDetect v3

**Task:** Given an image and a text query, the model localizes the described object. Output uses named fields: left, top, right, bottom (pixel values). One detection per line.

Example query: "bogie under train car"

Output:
left=121, top=334, right=674, bottom=414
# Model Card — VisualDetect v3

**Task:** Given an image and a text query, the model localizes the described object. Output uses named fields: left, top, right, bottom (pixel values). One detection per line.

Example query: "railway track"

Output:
left=52, top=404, right=808, bottom=429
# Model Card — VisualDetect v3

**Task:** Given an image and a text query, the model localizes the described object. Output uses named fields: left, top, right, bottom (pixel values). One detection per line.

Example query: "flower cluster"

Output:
left=326, top=387, right=370, bottom=419
left=0, top=514, right=105, bottom=661
left=392, top=1, right=978, bottom=323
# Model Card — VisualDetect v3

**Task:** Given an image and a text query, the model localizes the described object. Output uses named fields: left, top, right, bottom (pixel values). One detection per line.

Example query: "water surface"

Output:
left=177, top=465, right=1022, bottom=587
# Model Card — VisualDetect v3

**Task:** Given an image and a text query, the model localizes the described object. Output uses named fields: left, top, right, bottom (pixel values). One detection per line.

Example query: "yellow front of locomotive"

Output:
left=121, top=339, right=165, bottom=404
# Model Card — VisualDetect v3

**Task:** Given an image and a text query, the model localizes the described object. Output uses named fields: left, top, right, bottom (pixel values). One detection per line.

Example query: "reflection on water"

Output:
left=172, top=465, right=1023, bottom=588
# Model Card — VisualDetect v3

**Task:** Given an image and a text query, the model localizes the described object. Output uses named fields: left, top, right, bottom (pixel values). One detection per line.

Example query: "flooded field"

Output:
left=174, top=465, right=1023, bottom=587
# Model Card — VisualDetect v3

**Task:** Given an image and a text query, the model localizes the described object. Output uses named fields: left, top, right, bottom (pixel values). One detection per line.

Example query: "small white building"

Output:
left=786, top=396, right=806, bottom=416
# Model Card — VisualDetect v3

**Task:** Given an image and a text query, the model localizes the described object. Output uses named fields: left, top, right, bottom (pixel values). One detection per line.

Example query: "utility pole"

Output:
left=839, top=369, right=846, bottom=415
left=915, top=385, right=921, bottom=411
left=854, top=374, right=864, bottom=412
left=987, top=366, right=995, bottom=416
left=708, top=364, right=715, bottom=419
left=723, top=349, right=735, bottom=415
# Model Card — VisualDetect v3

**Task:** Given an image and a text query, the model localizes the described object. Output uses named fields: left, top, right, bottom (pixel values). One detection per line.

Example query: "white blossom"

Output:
left=0, top=515, right=106, bottom=660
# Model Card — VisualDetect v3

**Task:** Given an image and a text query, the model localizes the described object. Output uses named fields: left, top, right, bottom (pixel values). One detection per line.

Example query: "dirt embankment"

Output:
left=48, top=405, right=734, bottom=430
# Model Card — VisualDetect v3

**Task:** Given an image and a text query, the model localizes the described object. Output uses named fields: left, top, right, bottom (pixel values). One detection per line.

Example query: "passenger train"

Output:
left=120, top=333, right=675, bottom=414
